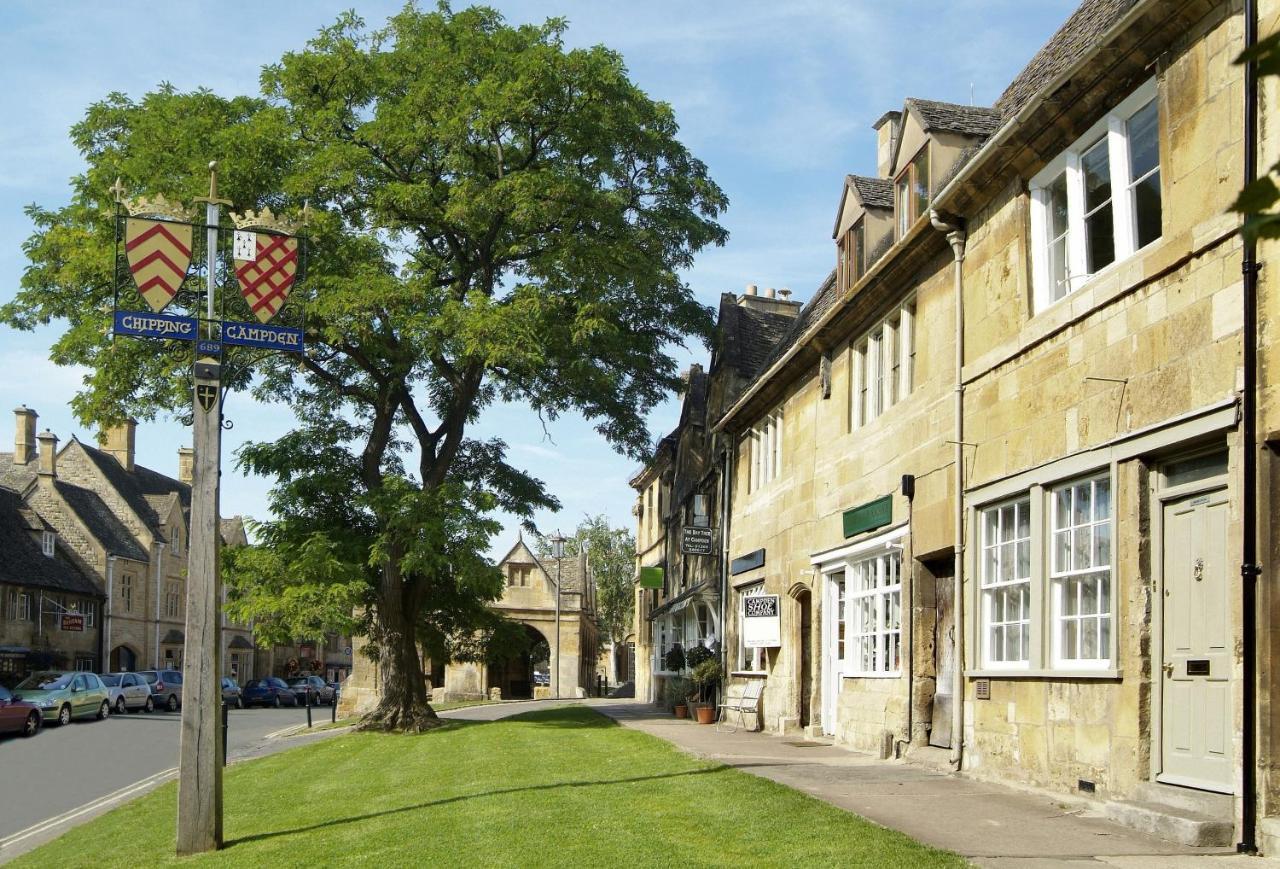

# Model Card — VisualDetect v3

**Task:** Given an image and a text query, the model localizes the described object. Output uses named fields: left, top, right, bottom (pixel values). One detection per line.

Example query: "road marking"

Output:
left=0, top=766, right=178, bottom=851
left=263, top=723, right=306, bottom=739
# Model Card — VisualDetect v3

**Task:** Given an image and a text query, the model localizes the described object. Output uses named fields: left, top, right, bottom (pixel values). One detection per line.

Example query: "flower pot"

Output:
left=673, top=704, right=688, bottom=719
left=695, top=705, right=715, bottom=725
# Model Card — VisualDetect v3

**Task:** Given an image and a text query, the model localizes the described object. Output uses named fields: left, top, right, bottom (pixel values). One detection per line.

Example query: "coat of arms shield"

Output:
left=124, top=217, right=193, bottom=313
left=234, top=231, right=298, bottom=324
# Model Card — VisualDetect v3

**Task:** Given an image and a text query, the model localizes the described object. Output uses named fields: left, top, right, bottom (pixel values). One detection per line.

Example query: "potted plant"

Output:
left=688, top=649, right=722, bottom=725
left=663, top=643, right=686, bottom=675
left=664, top=676, right=693, bottom=718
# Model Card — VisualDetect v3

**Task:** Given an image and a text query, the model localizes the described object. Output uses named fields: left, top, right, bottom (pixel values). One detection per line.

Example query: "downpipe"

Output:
left=932, top=209, right=968, bottom=769
left=1240, top=0, right=1260, bottom=852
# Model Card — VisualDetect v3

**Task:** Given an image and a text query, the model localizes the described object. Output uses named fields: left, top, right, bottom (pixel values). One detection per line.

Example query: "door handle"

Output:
left=1162, top=662, right=1174, bottom=677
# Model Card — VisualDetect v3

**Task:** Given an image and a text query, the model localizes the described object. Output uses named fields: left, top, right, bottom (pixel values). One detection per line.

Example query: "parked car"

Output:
left=242, top=678, right=298, bottom=708
left=12, top=671, right=111, bottom=726
left=221, top=677, right=242, bottom=709
left=287, top=675, right=334, bottom=706
left=138, top=669, right=183, bottom=711
left=99, top=672, right=154, bottom=714
left=0, top=684, right=41, bottom=737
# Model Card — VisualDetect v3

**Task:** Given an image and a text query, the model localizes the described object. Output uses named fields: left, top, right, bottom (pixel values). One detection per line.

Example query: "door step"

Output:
left=903, top=744, right=954, bottom=772
left=1103, top=784, right=1234, bottom=847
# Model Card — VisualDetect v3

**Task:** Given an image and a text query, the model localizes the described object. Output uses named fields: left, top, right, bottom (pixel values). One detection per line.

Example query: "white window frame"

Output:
left=750, top=410, right=784, bottom=492
left=850, top=297, right=916, bottom=430
left=41, top=531, right=55, bottom=557
left=83, top=600, right=97, bottom=629
left=18, top=592, right=31, bottom=621
left=845, top=552, right=903, bottom=677
left=812, top=525, right=908, bottom=679
left=1050, top=475, right=1113, bottom=670
left=1029, top=78, right=1159, bottom=312
left=980, top=496, right=1032, bottom=670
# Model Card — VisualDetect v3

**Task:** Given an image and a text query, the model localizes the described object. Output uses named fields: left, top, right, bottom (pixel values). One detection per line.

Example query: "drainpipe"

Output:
left=153, top=542, right=165, bottom=667
left=932, top=209, right=968, bottom=769
left=103, top=555, right=115, bottom=669
left=720, top=441, right=734, bottom=694
left=1240, top=0, right=1260, bottom=852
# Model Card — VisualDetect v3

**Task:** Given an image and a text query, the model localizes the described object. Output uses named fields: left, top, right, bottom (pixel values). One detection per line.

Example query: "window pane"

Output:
left=1081, top=576, right=1099, bottom=614
left=1082, top=619, right=1098, bottom=659
left=1016, top=502, right=1030, bottom=540
left=1085, top=205, right=1115, bottom=272
left=1073, top=483, right=1092, bottom=526
left=1055, top=529, right=1071, bottom=573
left=1054, top=487, right=1071, bottom=530
left=897, top=178, right=910, bottom=236
left=1073, top=527, right=1091, bottom=570
left=1048, top=173, right=1070, bottom=239
left=1134, top=172, right=1162, bottom=248
left=999, top=505, right=1014, bottom=542
left=1017, top=540, right=1031, bottom=579
left=1000, top=543, right=1014, bottom=581
left=1094, top=478, right=1110, bottom=520
left=1094, top=521, right=1111, bottom=566
left=1063, top=580, right=1079, bottom=616
left=1082, top=140, right=1112, bottom=212
left=1127, top=100, right=1159, bottom=180
left=912, top=149, right=930, bottom=222
left=1063, top=619, right=1078, bottom=659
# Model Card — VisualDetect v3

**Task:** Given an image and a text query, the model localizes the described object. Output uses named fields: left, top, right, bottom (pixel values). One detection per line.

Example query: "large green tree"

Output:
left=2, top=5, right=725, bottom=730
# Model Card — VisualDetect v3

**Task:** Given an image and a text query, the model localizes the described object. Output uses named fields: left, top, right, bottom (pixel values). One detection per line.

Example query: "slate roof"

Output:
left=848, top=175, right=893, bottom=210
left=714, top=295, right=798, bottom=380
left=0, top=454, right=37, bottom=494
left=77, top=441, right=190, bottom=536
left=0, top=488, right=101, bottom=597
left=229, top=635, right=255, bottom=650
left=905, top=98, right=1002, bottom=138
left=996, top=0, right=1138, bottom=119
left=54, top=481, right=150, bottom=562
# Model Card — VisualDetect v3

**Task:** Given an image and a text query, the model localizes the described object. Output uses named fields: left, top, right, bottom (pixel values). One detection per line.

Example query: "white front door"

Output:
left=1160, top=488, right=1233, bottom=792
left=822, top=571, right=845, bottom=736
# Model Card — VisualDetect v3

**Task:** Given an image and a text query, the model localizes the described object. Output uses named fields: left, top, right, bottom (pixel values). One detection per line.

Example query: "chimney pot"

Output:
left=36, top=429, right=58, bottom=478
left=745, top=284, right=757, bottom=296
left=178, top=447, right=195, bottom=485
left=765, top=287, right=777, bottom=299
left=100, top=419, right=137, bottom=473
left=13, top=405, right=37, bottom=466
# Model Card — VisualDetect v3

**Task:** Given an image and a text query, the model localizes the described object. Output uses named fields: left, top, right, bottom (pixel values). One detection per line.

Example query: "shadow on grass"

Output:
left=225, top=766, right=728, bottom=849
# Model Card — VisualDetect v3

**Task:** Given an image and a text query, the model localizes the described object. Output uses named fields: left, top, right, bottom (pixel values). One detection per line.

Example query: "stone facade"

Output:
left=0, top=408, right=254, bottom=678
left=632, top=0, right=1280, bottom=851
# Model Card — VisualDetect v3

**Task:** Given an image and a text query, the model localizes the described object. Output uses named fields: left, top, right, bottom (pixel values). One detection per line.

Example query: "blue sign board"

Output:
left=196, top=340, right=222, bottom=356
left=215, top=320, right=304, bottom=353
left=114, top=311, right=197, bottom=341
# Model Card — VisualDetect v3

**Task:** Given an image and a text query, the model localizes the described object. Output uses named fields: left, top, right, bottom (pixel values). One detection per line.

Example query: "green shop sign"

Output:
left=843, top=495, right=892, bottom=538
left=639, top=566, right=664, bottom=589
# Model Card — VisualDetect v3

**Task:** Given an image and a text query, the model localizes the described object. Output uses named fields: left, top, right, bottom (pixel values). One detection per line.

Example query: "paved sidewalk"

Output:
left=592, top=700, right=1273, bottom=869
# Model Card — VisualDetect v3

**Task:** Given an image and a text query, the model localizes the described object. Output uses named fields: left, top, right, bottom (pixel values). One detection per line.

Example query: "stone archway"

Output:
left=109, top=644, right=138, bottom=672
left=487, top=623, right=551, bottom=700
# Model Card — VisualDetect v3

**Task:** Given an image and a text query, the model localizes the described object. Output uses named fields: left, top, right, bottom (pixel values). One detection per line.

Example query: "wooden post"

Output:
left=177, top=355, right=223, bottom=854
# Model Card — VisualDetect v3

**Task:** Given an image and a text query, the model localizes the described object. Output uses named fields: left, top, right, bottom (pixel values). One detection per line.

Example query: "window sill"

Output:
left=967, top=668, right=1122, bottom=680
left=841, top=672, right=901, bottom=680
left=729, top=670, right=768, bottom=678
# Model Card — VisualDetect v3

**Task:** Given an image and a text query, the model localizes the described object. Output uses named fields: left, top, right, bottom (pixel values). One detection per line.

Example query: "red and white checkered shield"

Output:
left=235, top=233, right=298, bottom=323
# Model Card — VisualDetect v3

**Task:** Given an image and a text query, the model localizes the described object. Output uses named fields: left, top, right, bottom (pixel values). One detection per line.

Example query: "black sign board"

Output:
left=744, top=596, right=779, bottom=619
left=681, top=526, right=715, bottom=556
left=730, top=548, right=766, bottom=575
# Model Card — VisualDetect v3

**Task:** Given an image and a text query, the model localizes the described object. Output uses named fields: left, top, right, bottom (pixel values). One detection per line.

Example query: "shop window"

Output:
left=846, top=553, right=902, bottom=675
left=736, top=583, right=765, bottom=671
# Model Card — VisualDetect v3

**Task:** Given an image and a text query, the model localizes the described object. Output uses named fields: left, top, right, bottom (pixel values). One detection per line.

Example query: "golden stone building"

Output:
left=633, top=0, right=1280, bottom=852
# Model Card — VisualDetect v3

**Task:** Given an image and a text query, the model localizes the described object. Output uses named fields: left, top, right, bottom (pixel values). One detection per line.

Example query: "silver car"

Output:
left=99, top=672, right=155, bottom=714
left=138, top=669, right=183, bottom=712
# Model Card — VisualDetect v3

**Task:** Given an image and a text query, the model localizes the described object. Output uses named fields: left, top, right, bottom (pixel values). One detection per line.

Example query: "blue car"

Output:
left=242, top=677, right=299, bottom=708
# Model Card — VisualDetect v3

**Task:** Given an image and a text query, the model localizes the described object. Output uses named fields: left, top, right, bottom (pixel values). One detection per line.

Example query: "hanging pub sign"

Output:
left=639, top=566, right=664, bottom=589
left=60, top=614, right=85, bottom=632
left=742, top=594, right=781, bottom=648
left=681, top=526, right=715, bottom=556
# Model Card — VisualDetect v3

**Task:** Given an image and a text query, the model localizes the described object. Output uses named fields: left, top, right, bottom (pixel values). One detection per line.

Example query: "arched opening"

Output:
left=486, top=623, right=550, bottom=700
left=109, top=644, right=138, bottom=672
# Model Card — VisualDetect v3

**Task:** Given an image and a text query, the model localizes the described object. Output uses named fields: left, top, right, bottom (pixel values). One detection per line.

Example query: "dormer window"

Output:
left=837, top=220, right=867, bottom=292
left=41, top=531, right=55, bottom=558
left=895, top=146, right=930, bottom=239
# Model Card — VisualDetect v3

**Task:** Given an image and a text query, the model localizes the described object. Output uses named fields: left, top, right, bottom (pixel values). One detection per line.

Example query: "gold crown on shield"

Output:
left=231, top=206, right=301, bottom=237
left=122, top=193, right=196, bottom=223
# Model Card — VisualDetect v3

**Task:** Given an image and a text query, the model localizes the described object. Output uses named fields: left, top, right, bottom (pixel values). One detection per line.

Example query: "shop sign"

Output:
left=743, top=594, right=781, bottom=648
left=681, top=526, right=715, bottom=556
left=843, top=495, right=892, bottom=538
left=60, top=614, right=85, bottom=632
left=639, top=566, right=664, bottom=589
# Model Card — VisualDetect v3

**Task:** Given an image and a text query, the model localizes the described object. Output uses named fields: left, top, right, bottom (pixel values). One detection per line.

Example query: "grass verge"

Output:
left=12, top=706, right=965, bottom=868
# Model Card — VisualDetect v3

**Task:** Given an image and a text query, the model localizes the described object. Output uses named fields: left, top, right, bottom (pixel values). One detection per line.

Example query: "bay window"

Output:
left=1030, top=79, right=1161, bottom=310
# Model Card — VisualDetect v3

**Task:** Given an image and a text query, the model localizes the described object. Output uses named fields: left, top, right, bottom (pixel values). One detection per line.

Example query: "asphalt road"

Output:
left=0, top=701, right=340, bottom=858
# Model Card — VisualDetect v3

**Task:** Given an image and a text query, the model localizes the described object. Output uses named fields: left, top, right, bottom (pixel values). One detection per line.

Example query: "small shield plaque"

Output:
left=196, top=384, right=218, bottom=413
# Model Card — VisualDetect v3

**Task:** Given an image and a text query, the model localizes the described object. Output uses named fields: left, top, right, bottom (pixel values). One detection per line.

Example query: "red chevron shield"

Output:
left=235, top=233, right=298, bottom=323
left=124, top=218, right=193, bottom=312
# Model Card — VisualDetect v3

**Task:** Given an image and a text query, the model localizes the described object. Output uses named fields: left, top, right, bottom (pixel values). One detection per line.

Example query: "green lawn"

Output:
left=14, top=707, right=965, bottom=868
left=307, top=698, right=500, bottom=731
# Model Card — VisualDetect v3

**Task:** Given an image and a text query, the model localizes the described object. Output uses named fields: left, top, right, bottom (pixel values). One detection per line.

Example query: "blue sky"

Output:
left=0, top=1, right=1075, bottom=557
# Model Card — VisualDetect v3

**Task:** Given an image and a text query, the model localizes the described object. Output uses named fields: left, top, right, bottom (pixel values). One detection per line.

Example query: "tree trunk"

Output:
left=359, top=550, right=440, bottom=732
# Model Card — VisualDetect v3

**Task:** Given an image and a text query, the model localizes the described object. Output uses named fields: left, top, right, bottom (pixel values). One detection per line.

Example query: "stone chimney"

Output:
left=738, top=282, right=803, bottom=315
left=101, top=419, right=137, bottom=472
left=874, top=110, right=902, bottom=179
left=37, top=429, right=58, bottom=478
left=13, top=405, right=36, bottom=465
left=178, top=447, right=195, bottom=485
